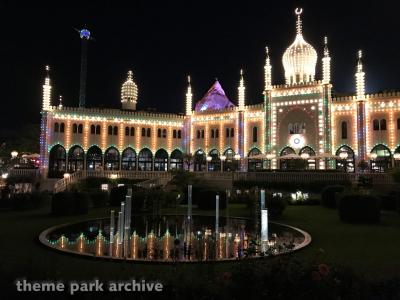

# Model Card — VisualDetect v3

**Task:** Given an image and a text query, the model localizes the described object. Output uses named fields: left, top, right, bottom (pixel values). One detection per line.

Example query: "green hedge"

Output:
left=88, top=190, right=109, bottom=208
left=265, top=193, right=286, bottom=217
left=0, top=191, right=51, bottom=210
left=321, top=185, right=345, bottom=208
left=338, top=193, right=381, bottom=223
left=51, top=192, right=89, bottom=215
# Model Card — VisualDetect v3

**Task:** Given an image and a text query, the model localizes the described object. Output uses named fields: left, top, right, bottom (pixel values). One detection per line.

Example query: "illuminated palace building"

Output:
left=41, top=9, right=400, bottom=178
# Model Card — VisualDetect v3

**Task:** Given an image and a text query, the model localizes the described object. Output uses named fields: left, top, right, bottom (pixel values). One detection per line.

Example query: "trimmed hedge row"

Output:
left=321, top=185, right=345, bottom=208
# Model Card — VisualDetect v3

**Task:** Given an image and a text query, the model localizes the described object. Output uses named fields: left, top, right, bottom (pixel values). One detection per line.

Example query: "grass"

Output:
left=1, top=201, right=400, bottom=297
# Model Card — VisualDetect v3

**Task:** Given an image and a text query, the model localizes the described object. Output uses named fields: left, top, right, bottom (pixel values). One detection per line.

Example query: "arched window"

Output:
left=130, top=127, right=135, bottom=136
left=113, top=126, right=118, bottom=135
left=90, top=125, right=95, bottom=134
left=299, top=146, right=316, bottom=170
left=380, top=119, right=387, bottom=131
left=104, top=147, right=120, bottom=170
left=373, top=119, right=379, bottom=131
left=121, top=148, right=136, bottom=170
left=147, top=128, right=151, bottom=137
left=142, top=128, right=146, bottom=137
left=211, top=129, right=215, bottom=138
left=78, top=124, right=83, bottom=134
left=397, top=118, right=400, bottom=130
left=248, top=148, right=262, bottom=171
left=178, top=130, right=181, bottom=139
left=170, top=149, right=183, bottom=170
left=125, top=127, right=130, bottom=136
left=173, top=130, right=177, bottom=138
left=154, top=149, right=168, bottom=171
left=341, top=121, right=348, bottom=139
left=230, top=128, right=234, bottom=138
left=108, top=125, right=113, bottom=135
left=288, top=123, right=293, bottom=134
left=208, top=149, right=220, bottom=172
left=197, top=130, right=200, bottom=139
left=86, top=145, right=102, bottom=170
left=223, top=148, right=236, bottom=171
left=226, top=128, right=230, bottom=138
left=194, top=149, right=206, bottom=171
left=138, top=148, right=153, bottom=171
left=95, top=125, right=101, bottom=135
left=201, top=130, right=204, bottom=138
left=370, top=144, right=392, bottom=172
left=72, top=123, right=78, bottom=134
left=54, top=122, right=59, bottom=133
left=60, top=123, right=65, bottom=133
left=162, top=129, right=167, bottom=138
left=68, top=145, right=84, bottom=172
left=215, top=129, right=219, bottom=138
left=48, top=145, right=66, bottom=177
left=252, top=126, right=258, bottom=143
left=157, top=128, right=162, bottom=138
left=336, top=145, right=355, bottom=173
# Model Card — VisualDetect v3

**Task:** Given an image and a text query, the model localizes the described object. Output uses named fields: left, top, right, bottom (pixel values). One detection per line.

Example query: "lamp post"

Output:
left=206, top=156, right=212, bottom=172
left=220, top=155, right=226, bottom=172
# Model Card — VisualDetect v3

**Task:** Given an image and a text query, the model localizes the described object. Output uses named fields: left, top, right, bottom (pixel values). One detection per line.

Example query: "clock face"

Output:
left=289, top=134, right=305, bottom=149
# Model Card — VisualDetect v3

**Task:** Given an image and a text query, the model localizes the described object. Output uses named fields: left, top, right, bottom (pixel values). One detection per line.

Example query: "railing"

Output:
left=53, top=170, right=173, bottom=193
left=9, top=168, right=40, bottom=178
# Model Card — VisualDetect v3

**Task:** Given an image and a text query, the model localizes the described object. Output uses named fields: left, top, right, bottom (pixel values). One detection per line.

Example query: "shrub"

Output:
left=51, top=191, right=89, bottom=215
left=195, top=190, right=227, bottom=210
left=321, top=185, right=345, bottom=208
left=338, top=193, right=381, bottom=223
left=88, top=190, right=109, bottom=208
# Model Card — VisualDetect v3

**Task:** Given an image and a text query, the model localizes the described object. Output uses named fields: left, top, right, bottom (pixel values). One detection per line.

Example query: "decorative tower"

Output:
left=264, top=47, right=274, bottom=167
left=42, top=65, right=52, bottom=111
left=322, top=37, right=331, bottom=84
left=185, top=75, right=193, bottom=116
left=237, top=70, right=245, bottom=169
left=238, top=69, right=245, bottom=110
left=355, top=50, right=367, bottom=161
left=40, top=65, right=52, bottom=178
left=78, top=28, right=91, bottom=108
left=121, top=70, right=138, bottom=110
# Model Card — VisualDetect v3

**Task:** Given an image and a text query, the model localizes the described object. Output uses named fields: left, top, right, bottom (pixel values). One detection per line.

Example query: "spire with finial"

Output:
left=295, top=8, right=303, bottom=35
left=355, top=50, right=365, bottom=100
left=238, top=69, right=245, bottom=111
left=185, top=75, right=193, bottom=115
left=322, top=36, right=331, bottom=84
left=264, top=46, right=272, bottom=91
left=42, top=65, right=52, bottom=111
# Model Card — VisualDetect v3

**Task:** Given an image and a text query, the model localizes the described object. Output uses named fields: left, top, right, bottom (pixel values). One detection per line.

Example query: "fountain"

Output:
left=39, top=187, right=311, bottom=263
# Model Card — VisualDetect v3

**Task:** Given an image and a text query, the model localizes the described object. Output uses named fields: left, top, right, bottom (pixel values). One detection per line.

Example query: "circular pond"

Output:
left=39, top=215, right=311, bottom=263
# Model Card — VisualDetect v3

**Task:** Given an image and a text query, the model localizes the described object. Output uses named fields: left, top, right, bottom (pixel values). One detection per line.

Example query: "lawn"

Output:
left=1, top=202, right=400, bottom=297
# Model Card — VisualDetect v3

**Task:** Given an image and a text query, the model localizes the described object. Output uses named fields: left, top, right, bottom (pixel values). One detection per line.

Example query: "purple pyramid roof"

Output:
left=194, top=81, right=235, bottom=112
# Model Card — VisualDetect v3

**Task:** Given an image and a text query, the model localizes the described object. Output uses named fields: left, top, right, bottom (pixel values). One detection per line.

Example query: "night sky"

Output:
left=2, top=1, right=400, bottom=130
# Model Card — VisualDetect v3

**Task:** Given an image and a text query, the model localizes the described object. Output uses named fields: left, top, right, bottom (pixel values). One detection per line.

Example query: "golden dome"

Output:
left=282, top=8, right=317, bottom=85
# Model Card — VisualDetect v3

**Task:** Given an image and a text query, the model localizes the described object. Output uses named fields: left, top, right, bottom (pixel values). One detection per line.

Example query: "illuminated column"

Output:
left=260, top=189, right=265, bottom=209
left=185, top=76, right=193, bottom=116
left=215, top=194, right=219, bottom=235
left=237, top=70, right=245, bottom=168
left=261, top=209, right=268, bottom=253
left=184, top=77, right=193, bottom=157
left=124, top=189, right=132, bottom=258
left=40, top=66, right=52, bottom=178
left=355, top=50, right=367, bottom=161
left=322, top=37, right=331, bottom=84
left=264, top=47, right=273, bottom=157
left=118, top=203, right=125, bottom=257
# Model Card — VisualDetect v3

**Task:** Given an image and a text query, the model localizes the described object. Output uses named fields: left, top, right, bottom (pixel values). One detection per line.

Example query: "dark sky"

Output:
left=2, top=1, right=400, bottom=130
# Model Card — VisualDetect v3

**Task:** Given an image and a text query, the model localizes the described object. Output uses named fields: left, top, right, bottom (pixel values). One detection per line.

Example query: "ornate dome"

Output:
left=121, top=70, right=138, bottom=110
left=282, top=9, right=317, bottom=85
left=195, top=80, right=235, bottom=112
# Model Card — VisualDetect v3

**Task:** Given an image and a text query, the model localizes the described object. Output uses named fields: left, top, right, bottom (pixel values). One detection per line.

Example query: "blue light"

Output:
left=80, top=29, right=91, bottom=39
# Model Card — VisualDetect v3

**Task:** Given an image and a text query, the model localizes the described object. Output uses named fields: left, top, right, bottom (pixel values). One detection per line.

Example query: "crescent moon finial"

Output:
left=295, top=8, right=303, bottom=15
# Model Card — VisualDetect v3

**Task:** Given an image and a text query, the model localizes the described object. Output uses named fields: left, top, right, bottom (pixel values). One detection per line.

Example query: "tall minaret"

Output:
left=42, top=65, right=52, bottom=111
left=355, top=50, right=367, bottom=161
left=78, top=28, right=91, bottom=108
left=264, top=47, right=272, bottom=91
left=185, top=75, right=193, bottom=116
left=238, top=69, right=245, bottom=111
left=322, top=37, right=331, bottom=84
left=355, top=50, right=365, bottom=100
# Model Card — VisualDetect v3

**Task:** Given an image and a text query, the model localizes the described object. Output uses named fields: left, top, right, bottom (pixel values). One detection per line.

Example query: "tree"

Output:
left=183, top=153, right=194, bottom=171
